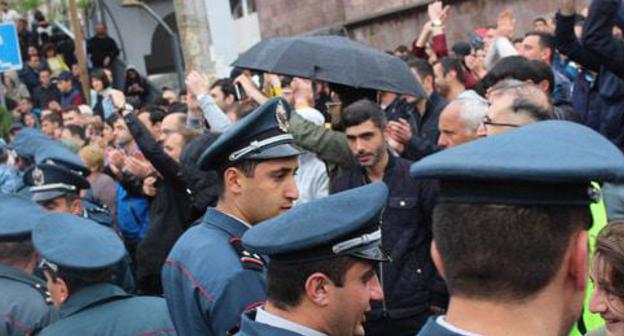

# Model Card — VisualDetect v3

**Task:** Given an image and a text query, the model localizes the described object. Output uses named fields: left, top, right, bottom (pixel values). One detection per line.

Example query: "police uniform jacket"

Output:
left=37, top=283, right=175, bottom=336
left=162, top=208, right=266, bottom=336
left=0, top=264, right=54, bottom=336
left=236, top=310, right=309, bottom=336
left=331, top=154, right=446, bottom=321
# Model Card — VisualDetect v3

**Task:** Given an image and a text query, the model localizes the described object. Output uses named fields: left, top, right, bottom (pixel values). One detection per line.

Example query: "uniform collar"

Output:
left=435, top=316, right=482, bottom=336
left=255, top=307, right=327, bottom=336
left=203, top=208, right=250, bottom=237
left=0, top=263, right=45, bottom=288
left=240, top=309, right=320, bottom=336
left=59, top=283, right=130, bottom=318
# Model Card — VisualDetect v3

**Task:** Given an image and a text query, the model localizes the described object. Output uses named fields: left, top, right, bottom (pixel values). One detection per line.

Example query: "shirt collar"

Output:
left=255, top=307, right=327, bottom=336
left=59, top=283, right=130, bottom=318
left=203, top=208, right=250, bottom=237
left=436, top=316, right=482, bottom=336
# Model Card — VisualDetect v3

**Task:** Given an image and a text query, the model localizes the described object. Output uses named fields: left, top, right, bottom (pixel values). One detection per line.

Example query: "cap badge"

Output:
left=275, top=101, right=290, bottom=132
left=32, top=167, right=45, bottom=186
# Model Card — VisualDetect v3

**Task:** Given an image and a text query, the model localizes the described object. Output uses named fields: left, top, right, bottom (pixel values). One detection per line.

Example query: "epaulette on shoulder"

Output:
left=229, top=237, right=264, bottom=271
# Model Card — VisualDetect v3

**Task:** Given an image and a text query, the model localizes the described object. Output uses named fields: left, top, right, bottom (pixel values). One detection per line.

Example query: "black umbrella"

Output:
left=232, top=35, right=426, bottom=98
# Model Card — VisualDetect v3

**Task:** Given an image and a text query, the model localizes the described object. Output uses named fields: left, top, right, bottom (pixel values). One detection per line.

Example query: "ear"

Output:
left=538, top=80, right=550, bottom=94
left=543, top=49, right=553, bottom=63
left=224, top=167, right=244, bottom=196
left=304, top=272, right=331, bottom=308
left=447, top=70, right=457, bottom=82
left=71, top=199, right=83, bottom=216
left=225, top=95, right=235, bottom=105
left=55, top=277, right=70, bottom=306
left=431, top=240, right=446, bottom=279
left=424, top=75, right=434, bottom=90
left=569, top=231, right=589, bottom=291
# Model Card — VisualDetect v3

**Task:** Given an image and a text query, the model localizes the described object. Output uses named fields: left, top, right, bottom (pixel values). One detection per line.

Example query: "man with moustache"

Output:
left=162, top=98, right=301, bottom=336
left=331, top=99, right=445, bottom=335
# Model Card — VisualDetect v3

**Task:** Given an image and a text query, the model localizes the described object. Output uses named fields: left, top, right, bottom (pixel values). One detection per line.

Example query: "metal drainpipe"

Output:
left=134, top=3, right=186, bottom=90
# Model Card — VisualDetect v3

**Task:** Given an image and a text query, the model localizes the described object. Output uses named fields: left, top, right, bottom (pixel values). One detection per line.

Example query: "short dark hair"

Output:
left=408, top=58, right=435, bottom=86
left=481, top=56, right=537, bottom=91
left=529, top=60, right=555, bottom=94
left=341, top=99, right=386, bottom=131
left=433, top=203, right=589, bottom=301
left=267, top=256, right=358, bottom=310
left=525, top=31, right=556, bottom=62
left=438, top=57, right=465, bottom=85
left=45, top=267, right=112, bottom=295
left=210, top=78, right=236, bottom=100
left=216, top=159, right=260, bottom=198
left=533, top=17, right=547, bottom=25
left=394, top=45, right=409, bottom=53
left=90, top=69, right=110, bottom=89
left=65, top=125, right=85, bottom=142
left=138, top=105, right=166, bottom=124
left=0, top=241, right=35, bottom=264
left=42, top=112, right=62, bottom=126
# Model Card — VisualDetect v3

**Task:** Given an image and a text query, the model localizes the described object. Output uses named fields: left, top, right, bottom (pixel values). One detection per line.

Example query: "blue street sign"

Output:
left=0, top=23, right=23, bottom=72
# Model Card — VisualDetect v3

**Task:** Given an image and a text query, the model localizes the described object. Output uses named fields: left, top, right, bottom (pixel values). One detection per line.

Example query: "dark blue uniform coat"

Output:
left=38, top=283, right=175, bottom=336
left=162, top=208, right=266, bottom=336
left=0, top=264, right=54, bottom=336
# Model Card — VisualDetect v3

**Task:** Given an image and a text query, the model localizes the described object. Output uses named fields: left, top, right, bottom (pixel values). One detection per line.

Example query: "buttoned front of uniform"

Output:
left=38, top=283, right=175, bottom=336
left=0, top=264, right=54, bottom=336
left=162, top=208, right=267, bottom=336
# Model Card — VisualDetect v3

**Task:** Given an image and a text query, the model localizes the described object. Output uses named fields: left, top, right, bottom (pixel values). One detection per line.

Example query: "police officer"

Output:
left=0, top=194, right=54, bottom=336
left=23, top=163, right=135, bottom=292
left=237, top=182, right=389, bottom=336
left=410, top=121, right=624, bottom=335
left=162, top=97, right=301, bottom=336
left=34, top=213, right=176, bottom=336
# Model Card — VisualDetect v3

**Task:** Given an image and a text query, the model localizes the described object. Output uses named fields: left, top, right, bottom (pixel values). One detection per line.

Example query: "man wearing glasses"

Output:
left=477, top=79, right=553, bottom=137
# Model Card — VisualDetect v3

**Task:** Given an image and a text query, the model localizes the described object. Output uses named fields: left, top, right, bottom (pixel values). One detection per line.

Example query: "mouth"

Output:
left=357, top=154, right=373, bottom=162
left=604, top=317, right=623, bottom=332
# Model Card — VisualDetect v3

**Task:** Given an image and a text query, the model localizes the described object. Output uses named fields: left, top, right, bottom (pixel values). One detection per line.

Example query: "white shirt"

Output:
left=255, top=307, right=327, bottom=336
left=1, top=9, right=20, bottom=24
left=436, top=316, right=482, bottom=336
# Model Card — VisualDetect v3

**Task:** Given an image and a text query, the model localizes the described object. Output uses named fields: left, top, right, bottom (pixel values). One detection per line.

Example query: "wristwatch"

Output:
left=432, top=19, right=442, bottom=27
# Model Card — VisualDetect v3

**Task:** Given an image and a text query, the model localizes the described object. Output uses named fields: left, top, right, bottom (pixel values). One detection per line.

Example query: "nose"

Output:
left=285, top=175, right=300, bottom=202
left=589, top=286, right=608, bottom=314
left=476, top=123, right=487, bottom=138
left=437, top=135, right=448, bottom=149
left=369, top=274, right=384, bottom=301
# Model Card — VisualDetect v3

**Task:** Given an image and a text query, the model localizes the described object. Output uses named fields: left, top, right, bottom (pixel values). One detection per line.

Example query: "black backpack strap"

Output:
left=229, top=237, right=265, bottom=272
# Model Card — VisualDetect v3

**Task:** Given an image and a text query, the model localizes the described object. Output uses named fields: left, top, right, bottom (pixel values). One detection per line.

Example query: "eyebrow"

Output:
left=361, top=267, right=377, bottom=282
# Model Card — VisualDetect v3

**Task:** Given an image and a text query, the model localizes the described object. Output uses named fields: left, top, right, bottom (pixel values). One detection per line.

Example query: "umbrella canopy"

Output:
left=232, top=35, right=426, bottom=98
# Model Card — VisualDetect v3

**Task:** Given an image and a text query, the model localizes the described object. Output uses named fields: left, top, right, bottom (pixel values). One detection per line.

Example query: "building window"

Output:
left=246, top=0, right=256, bottom=14
left=230, top=0, right=243, bottom=19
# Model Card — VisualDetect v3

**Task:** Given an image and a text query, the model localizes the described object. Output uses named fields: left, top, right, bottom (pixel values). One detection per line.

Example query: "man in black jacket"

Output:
left=330, top=99, right=446, bottom=335
left=87, top=24, right=119, bottom=69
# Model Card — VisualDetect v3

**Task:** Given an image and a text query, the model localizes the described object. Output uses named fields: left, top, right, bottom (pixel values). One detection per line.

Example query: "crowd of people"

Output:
left=2, top=0, right=624, bottom=335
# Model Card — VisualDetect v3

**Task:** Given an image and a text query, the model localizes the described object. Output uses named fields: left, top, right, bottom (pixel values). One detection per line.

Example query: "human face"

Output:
left=163, top=133, right=184, bottom=162
left=484, top=28, right=497, bottom=50
left=433, top=63, right=450, bottom=99
left=138, top=112, right=161, bottom=140
left=162, top=90, right=177, bottom=104
left=437, top=103, right=478, bottom=149
left=41, top=120, right=57, bottom=137
left=43, top=270, right=66, bottom=308
left=18, top=99, right=33, bottom=114
left=39, top=71, right=51, bottom=86
left=102, top=123, right=114, bottom=147
left=56, top=79, right=71, bottom=93
left=590, top=256, right=624, bottom=336
left=210, top=86, right=225, bottom=109
left=62, top=110, right=83, bottom=127
left=91, top=78, right=104, bottom=92
left=477, top=93, right=524, bottom=137
left=521, top=35, right=546, bottom=62
left=159, top=114, right=183, bottom=143
left=38, top=196, right=74, bottom=214
left=24, top=114, right=36, bottom=128
left=326, top=261, right=384, bottom=336
left=534, top=20, right=548, bottom=32
left=345, top=120, right=387, bottom=170
left=95, top=24, right=106, bottom=37
left=113, top=118, right=133, bottom=147
left=236, top=157, right=299, bottom=224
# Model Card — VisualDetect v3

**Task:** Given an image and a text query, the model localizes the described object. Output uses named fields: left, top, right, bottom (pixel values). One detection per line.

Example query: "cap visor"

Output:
left=32, top=190, right=69, bottom=203
left=347, top=242, right=391, bottom=262
left=245, top=143, right=302, bottom=161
